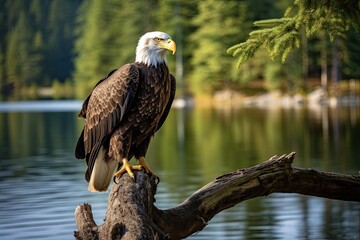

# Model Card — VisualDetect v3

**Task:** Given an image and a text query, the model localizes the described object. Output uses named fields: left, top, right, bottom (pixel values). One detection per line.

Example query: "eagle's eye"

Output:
left=154, top=38, right=162, bottom=43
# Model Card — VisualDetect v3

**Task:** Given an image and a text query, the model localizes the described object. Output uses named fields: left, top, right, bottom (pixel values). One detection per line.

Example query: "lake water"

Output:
left=0, top=101, right=359, bottom=240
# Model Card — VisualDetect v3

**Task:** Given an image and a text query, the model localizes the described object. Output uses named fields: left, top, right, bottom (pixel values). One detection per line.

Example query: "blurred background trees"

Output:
left=0, top=0, right=81, bottom=99
left=0, top=0, right=359, bottom=100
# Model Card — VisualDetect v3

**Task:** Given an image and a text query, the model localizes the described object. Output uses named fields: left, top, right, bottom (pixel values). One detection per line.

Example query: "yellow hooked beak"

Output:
left=159, top=39, right=176, bottom=55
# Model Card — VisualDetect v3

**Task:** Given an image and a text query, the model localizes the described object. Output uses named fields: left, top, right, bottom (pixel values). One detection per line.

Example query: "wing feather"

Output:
left=75, top=64, right=139, bottom=168
left=77, top=69, right=117, bottom=119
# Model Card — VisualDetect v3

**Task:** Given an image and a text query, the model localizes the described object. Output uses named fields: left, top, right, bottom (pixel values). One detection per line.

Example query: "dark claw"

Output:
left=131, top=174, right=136, bottom=182
left=113, top=176, right=119, bottom=184
left=155, top=176, right=160, bottom=184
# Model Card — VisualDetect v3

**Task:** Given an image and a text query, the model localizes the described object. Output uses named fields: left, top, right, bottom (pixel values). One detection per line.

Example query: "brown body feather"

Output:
left=75, top=62, right=175, bottom=191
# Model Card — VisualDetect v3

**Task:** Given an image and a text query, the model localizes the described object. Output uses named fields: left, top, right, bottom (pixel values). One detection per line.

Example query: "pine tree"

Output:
left=155, top=0, right=198, bottom=95
left=343, top=29, right=360, bottom=79
left=46, top=0, right=80, bottom=85
left=232, top=0, right=291, bottom=87
left=0, top=1, right=6, bottom=99
left=105, top=0, right=154, bottom=67
left=73, top=0, right=157, bottom=98
left=73, top=0, right=110, bottom=98
left=5, top=10, right=31, bottom=96
left=228, top=0, right=360, bottom=68
left=189, top=0, right=248, bottom=94
left=1, top=0, right=80, bottom=98
left=4, top=2, right=47, bottom=99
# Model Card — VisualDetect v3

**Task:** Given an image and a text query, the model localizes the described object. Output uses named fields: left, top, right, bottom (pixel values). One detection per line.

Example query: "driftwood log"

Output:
left=74, top=152, right=360, bottom=239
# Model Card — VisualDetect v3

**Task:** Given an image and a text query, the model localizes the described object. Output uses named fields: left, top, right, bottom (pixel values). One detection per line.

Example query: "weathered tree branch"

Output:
left=74, top=152, right=360, bottom=239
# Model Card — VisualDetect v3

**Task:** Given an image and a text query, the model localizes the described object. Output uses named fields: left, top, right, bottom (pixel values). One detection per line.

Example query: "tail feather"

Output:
left=88, top=147, right=118, bottom=192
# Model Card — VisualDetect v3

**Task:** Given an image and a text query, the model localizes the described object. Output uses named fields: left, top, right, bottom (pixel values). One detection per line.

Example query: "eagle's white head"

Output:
left=135, top=31, right=176, bottom=67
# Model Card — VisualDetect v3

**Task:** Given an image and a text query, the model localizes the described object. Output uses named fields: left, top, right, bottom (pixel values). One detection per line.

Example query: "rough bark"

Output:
left=74, top=152, right=360, bottom=240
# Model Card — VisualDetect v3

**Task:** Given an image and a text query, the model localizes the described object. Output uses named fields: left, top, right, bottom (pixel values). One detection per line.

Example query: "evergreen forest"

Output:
left=0, top=0, right=359, bottom=100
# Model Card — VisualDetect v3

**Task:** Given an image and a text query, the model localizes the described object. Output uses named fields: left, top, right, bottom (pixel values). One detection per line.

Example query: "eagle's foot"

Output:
left=139, top=156, right=159, bottom=182
left=113, top=157, right=159, bottom=183
left=114, top=158, right=142, bottom=180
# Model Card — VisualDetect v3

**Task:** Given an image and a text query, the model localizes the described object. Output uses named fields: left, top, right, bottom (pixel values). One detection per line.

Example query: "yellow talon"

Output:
left=139, top=156, right=158, bottom=179
left=113, top=157, right=158, bottom=181
left=114, top=158, right=142, bottom=179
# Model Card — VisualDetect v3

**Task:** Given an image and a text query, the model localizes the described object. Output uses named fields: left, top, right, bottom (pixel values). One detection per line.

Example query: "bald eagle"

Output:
left=75, top=31, right=176, bottom=192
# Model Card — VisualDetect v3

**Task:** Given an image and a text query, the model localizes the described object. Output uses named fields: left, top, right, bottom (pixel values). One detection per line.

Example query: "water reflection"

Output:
left=0, top=103, right=359, bottom=239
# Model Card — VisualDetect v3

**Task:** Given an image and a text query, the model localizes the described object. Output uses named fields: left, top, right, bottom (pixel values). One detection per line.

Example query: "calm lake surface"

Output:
left=0, top=101, right=359, bottom=240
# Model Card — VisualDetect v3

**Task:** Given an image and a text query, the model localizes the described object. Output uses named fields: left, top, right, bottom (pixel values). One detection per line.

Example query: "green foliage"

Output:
left=188, top=0, right=248, bottom=94
left=264, top=62, right=286, bottom=91
left=22, top=84, right=38, bottom=100
left=156, top=0, right=198, bottom=87
left=52, top=79, right=74, bottom=99
left=73, top=0, right=156, bottom=98
left=1, top=0, right=360, bottom=99
left=1, top=0, right=80, bottom=99
left=46, top=0, right=80, bottom=85
left=228, top=0, right=360, bottom=68
left=343, top=29, right=360, bottom=79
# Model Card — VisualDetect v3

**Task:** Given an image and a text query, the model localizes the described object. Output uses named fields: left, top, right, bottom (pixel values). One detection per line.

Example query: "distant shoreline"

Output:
left=211, top=89, right=360, bottom=109
left=0, top=90, right=359, bottom=113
